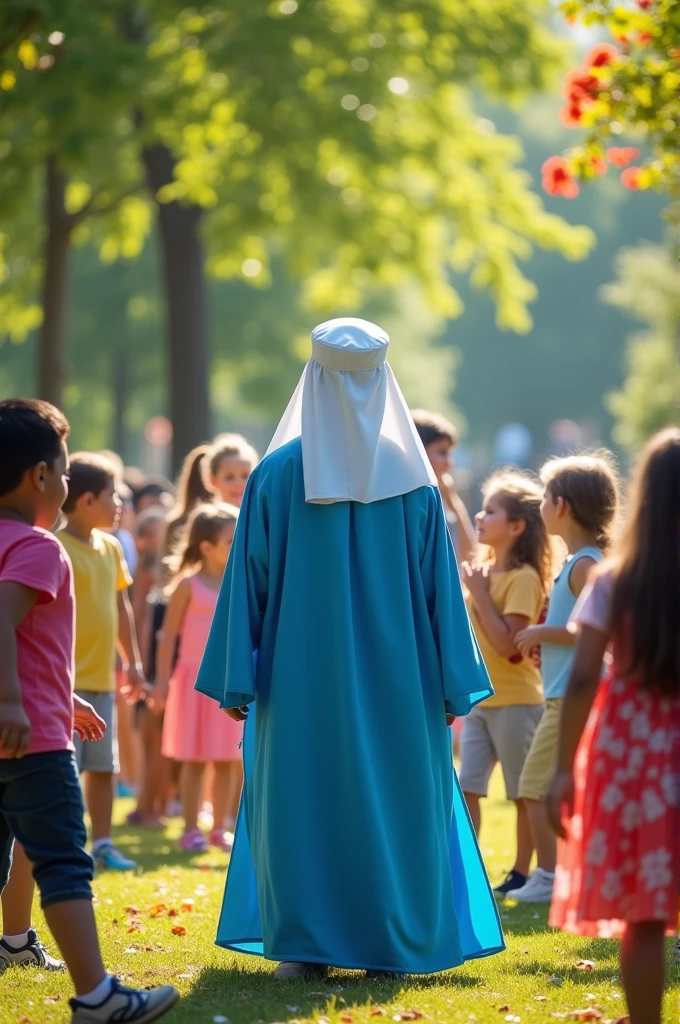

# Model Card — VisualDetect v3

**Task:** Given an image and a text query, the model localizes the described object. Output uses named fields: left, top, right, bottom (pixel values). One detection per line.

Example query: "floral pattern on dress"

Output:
left=550, top=674, right=680, bottom=938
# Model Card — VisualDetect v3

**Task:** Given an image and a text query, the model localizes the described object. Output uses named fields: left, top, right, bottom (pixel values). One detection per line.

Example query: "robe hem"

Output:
left=212, top=939, right=507, bottom=973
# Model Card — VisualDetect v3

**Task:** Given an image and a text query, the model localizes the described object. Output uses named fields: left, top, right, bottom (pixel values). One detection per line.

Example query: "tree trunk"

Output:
left=142, top=143, right=211, bottom=472
left=38, top=155, right=71, bottom=406
left=112, top=348, right=127, bottom=458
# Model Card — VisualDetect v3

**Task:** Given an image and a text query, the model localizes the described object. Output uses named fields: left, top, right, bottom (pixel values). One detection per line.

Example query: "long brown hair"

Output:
left=540, top=452, right=619, bottom=552
left=167, top=445, right=213, bottom=525
left=482, top=470, right=553, bottom=594
left=610, top=427, right=680, bottom=694
left=166, top=503, right=238, bottom=585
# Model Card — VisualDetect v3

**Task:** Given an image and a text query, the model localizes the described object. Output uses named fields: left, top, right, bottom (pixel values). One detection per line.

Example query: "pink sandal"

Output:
left=179, top=828, right=208, bottom=853
left=209, top=829, right=234, bottom=852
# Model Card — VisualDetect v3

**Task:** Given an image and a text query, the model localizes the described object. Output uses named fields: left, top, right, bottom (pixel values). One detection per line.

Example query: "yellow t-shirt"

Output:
left=58, top=530, right=132, bottom=693
left=467, top=564, right=544, bottom=708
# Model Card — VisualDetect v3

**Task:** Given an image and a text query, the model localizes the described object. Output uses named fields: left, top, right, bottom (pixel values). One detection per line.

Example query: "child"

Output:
left=460, top=470, right=552, bottom=895
left=0, top=398, right=178, bottom=1021
left=510, top=454, right=619, bottom=903
left=127, top=508, right=170, bottom=829
left=59, top=454, right=146, bottom=872
left=546, top=427, right=680, bottom=1024
left=154, top=504, right=243, bottom=851
left=164, top=444, right=214, bottom=563
left=412, top=409, right=477, bottom=565
left=204, top=434, right=258, bottom=508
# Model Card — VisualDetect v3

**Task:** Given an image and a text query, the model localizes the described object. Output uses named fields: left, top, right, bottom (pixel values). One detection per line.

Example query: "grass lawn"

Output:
left=1, top=769, right=677, bottom=1024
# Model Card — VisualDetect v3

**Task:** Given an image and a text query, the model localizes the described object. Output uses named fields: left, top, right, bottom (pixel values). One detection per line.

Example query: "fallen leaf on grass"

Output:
left=148, top=903, right=167, bottom=918
left=498, top=1008, right=510, bottom=1014
left=43, top=996, right=62, bottom=1004
left=123, top=905, right=140, bottom=916
left=370, top=1011, right=387, bottom=1018
left=393, top=1014, right=424, bottom=1022
left=181, top=898, right=195, bottom=911
left=340, top=1016, right=353, bottom=1023
left=569, top=1010, right=602, bottom=1021
left=576, top=961, right=595, bottom=971
left=611, top=1017, right=630, bottom=1024
left=127, top=922, right=143, bottom=933
left=535, top=997, right=548, bottom=1002
left=171, top=925, right=186, bottom=936
left=168, top=907, right=178, bottom=917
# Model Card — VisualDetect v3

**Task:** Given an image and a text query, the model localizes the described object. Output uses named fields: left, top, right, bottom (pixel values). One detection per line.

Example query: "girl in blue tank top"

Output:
left=508, top=454, right=619, bottom=904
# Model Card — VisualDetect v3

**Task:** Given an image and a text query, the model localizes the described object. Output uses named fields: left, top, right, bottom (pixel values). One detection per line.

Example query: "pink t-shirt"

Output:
left=0, top=520, right=75, bottom=757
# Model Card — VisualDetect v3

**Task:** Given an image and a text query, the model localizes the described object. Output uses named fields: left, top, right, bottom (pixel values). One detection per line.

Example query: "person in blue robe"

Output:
left=195, top=317, right=504, bottom=980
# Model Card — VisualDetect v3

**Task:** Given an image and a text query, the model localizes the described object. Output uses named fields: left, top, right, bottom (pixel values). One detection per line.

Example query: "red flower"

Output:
left=636, top=0, right=652, bottom=7
left=637, top=32, right=653, bottom=44
left=590, top=155, right=607, bottom=176
left=559, top=102, right=584, bottom=126
left=621, top=166, right=642, bottom=189
left=585, top=43, right=619, bottom=67
left=563, top=68, right=599, bottom=102
left=542, top=156, right=580, bottom=198
left=607, top=146, right=641, bottom=167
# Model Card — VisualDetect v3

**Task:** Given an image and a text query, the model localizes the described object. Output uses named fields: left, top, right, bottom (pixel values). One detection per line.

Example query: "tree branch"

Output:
left=0, top=11, right=40, bottom=58
left=68, top=180, right=146, bottom=227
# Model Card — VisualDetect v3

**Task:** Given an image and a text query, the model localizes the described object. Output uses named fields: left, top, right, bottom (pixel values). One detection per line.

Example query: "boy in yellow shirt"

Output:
left=59, top=454, right=146, bottom=872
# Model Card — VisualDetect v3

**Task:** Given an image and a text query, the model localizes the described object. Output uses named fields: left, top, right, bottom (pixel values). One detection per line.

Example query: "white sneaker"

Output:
left=511, top=867, right=555, bottom=903
left=70, top=978, right=178, bottom=1024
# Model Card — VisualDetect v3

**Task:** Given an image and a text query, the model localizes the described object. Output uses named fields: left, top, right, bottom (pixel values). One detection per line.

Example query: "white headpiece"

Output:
left=265, top=317, right=437, bottom=504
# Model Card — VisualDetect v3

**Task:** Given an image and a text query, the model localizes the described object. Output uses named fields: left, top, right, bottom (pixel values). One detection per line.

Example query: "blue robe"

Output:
left=195, top=438, right=504, bottom=973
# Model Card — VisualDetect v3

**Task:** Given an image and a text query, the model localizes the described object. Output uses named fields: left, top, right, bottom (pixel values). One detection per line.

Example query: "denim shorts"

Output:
left=0, top=750, right=94, bottom=908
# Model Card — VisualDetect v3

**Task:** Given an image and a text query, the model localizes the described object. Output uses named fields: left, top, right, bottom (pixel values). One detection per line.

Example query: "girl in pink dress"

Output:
left=546, top=427, right=680, bottom=1024
left=155, top=503, right=243, bottom=853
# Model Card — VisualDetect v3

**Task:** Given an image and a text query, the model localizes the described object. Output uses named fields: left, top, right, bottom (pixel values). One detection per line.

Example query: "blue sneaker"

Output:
left=493, top=869, right=528, bottom=896
left=70, top=977, right=179, bottom=1023
left=93, top=843, right=137, bottom=872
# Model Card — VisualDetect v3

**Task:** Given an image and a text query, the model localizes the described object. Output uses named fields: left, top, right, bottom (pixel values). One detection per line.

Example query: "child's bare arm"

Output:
left=152, top=578, right=191, bottom=711
left=0, top=582, right=37, bottom=757
left=117, top=588, right=145, bottom=700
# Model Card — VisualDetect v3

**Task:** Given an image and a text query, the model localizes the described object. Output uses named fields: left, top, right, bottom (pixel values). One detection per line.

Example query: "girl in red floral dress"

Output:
left=546, top=427, right=680, bottom=1024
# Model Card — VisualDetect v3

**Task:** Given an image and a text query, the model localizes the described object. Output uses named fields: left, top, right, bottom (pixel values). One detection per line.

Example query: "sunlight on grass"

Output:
left=1, top=768, right=677, bottom=1023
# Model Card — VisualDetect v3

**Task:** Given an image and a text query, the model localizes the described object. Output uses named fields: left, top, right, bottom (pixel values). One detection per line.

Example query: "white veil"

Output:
left=265, top=317, right=437, bottom=504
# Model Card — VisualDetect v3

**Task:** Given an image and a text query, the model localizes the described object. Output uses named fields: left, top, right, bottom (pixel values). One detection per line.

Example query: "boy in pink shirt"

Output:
left=0, top=398, right=178, bottom=1024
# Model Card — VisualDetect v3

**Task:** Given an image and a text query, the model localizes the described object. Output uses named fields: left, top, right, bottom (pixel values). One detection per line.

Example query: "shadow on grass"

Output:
left=175, top=963, right=487, bottom=1023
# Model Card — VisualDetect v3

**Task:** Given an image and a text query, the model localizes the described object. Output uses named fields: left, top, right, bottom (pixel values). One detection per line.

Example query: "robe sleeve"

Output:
left=194, top=469, right=269, bottom=709
left=420, top=486, right=494, bottom=717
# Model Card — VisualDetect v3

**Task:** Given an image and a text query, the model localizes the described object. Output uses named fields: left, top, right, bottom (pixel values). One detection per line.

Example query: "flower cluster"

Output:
left=543, top=0, right=679, bottom=212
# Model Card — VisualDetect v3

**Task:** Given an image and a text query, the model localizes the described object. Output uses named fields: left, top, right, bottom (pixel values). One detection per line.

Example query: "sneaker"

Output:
left=510, top=867, right=555, bottom=903
left=209, top=828, right=234, bottom=852
left=493, top=869, right=528, bottom=896
left=179, top=828, right=209, bottom=853
left=70, top=977, right=179, bottom=1024
left=0, top=929, right=65, bottom=970
left=94, top=843, right=137, bottom=872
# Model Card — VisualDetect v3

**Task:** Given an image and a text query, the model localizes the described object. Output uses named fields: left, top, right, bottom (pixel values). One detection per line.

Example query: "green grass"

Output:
left=1, top=769, right=678, bottom=1023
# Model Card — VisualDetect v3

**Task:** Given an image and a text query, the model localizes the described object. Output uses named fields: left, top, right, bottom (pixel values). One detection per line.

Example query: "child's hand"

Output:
left=122, top=663, right=147, bottom=704
left=149, top=684, right=169, bottom=715
left=461, top=562, right=490, bottom=602
left=545, top=769, right=575, bottom=840
left=0, top=699, right=31, bottom=758
left=515, top=625, right=545, bottom=658
left=73, top=695, right=107, bottom=742
left=224, top=705, right=249, bottom=722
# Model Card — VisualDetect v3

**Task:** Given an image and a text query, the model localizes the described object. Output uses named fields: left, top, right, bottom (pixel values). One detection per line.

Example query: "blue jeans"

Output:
left=0, top=750, right=93, bottom=909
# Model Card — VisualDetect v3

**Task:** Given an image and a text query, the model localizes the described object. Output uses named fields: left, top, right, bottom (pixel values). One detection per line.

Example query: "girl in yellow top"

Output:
left=460, top=470, right=553, bottom=896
